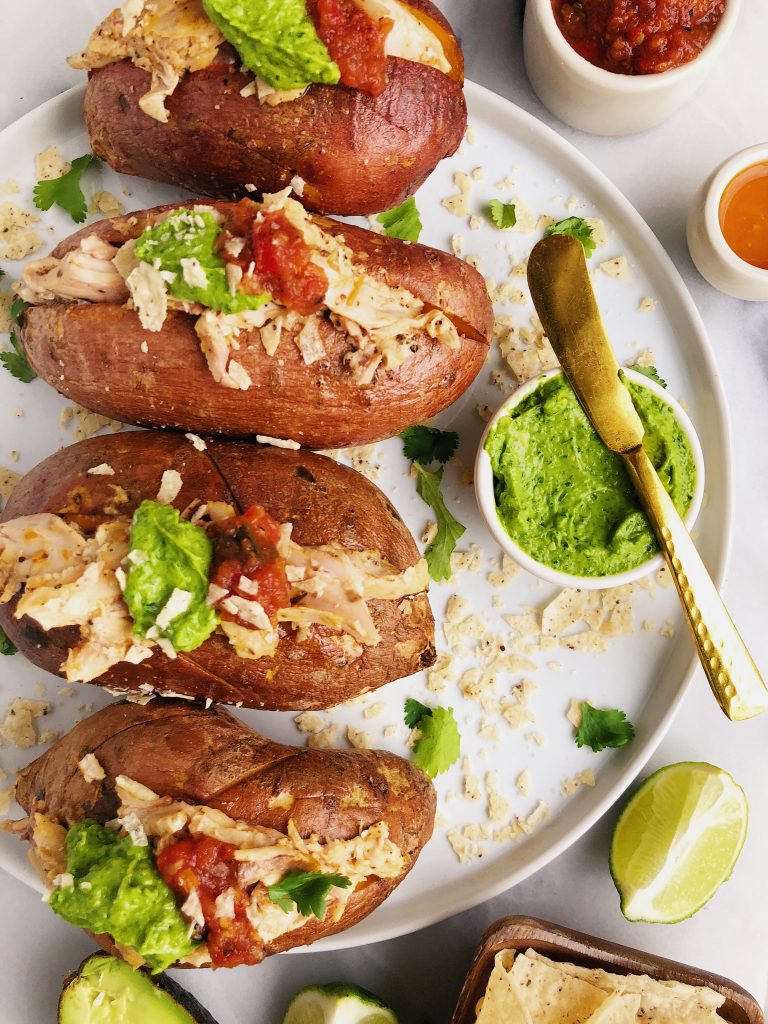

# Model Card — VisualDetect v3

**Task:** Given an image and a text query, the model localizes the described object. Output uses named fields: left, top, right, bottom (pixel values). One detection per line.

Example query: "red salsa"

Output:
left=210, top=504, right=290, bottom=625
left=552, top=0, right=726, bottom=75
left=220, top=200, right=328, bottom=317
left=156, top=835, right=259, bottom=968
left=308, top=0, right=393, bottom=96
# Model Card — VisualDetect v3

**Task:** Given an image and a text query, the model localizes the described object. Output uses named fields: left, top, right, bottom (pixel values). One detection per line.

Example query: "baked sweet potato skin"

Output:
left=21, top=203, right=492, bottom=449
left=15, top=700, right=436, bottom=961
left=82, top=0, right=466, bottom=216
left=0, top=432, right=435, bottom=710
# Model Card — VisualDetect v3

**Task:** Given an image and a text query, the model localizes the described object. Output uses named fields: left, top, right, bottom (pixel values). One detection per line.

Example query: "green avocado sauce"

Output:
left=203, top=0, right=340, bottom=91
left=50, top=821, right=196, bottom=973
left=484, top=374, right=696, bottom=577
left=134, top=208, right=269, bottom=316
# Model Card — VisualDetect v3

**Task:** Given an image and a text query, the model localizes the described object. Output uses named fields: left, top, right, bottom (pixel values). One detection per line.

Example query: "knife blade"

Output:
left=527, top=234, right=643, bottom=454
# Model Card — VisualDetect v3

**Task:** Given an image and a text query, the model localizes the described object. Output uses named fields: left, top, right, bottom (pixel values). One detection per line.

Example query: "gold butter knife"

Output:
left=527, top=234, right=767, bottom=721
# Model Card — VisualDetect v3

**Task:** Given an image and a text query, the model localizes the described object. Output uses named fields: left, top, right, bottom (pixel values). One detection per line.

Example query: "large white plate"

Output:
left=0, top=81, right=731, bottom=952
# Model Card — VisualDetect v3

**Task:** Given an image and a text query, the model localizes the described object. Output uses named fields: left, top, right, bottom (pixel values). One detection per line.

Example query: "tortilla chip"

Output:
left=523, top=951, right=724, bottom=1021
left=583, top=992, right=641, bottom=1022
left=510, top=953, right=607, bottom=1023
left=476, top=955, right=532, bottom=1023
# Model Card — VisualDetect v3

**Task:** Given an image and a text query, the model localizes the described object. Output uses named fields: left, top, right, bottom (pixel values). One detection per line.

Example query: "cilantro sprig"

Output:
left=400, top=425, right=458, bottom=466
left=404, top=699, right=460, bottom=778
left=630, top=364, right=667, bottom=389
left=487, top=199, right=517, bottom=230
left=544, top=216, right=596, bottom=257
left=33, top=154, right=99, bottom=224
left=267, top=871, right=352, bottom=920
left=0, top=628, right=17, bottom=656
left=575, top=702, right=635, bottom=752
left=400, top=427, right=465, bottom=582
left=1, top=299, right=35, bottom=383
left=376, top=197, right=422, bottom=243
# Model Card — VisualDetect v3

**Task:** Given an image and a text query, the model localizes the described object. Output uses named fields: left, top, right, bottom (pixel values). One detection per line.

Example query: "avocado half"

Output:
left=59, top=953, right=220, bottom=1024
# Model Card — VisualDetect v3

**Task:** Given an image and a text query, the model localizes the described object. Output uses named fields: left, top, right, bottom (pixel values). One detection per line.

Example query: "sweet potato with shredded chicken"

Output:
left=13, top=700, right=436, bottom=964
left=72, top=0, right=466, bottom=215
left=19, top=198, right=492, bottom=449
left=0, top=432, right=435, bottom=710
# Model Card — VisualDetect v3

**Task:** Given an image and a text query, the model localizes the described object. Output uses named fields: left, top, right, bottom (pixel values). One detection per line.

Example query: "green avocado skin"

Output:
left=203, top=0, right=340, bottom=91
left=59, top=953, right=220, bottom=1024
left=484, top=374, right=696, bottom=577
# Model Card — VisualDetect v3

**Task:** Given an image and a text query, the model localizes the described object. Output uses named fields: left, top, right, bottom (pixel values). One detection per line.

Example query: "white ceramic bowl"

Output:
left=474, top=368, right=706, bottom=590
left=523, top=0, right=740, bottom=136
left=687, top=143, right=768, bottom=301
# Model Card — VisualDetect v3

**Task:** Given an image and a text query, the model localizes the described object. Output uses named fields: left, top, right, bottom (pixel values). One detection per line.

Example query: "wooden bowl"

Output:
left=451, top=916, right=765, bottom=1024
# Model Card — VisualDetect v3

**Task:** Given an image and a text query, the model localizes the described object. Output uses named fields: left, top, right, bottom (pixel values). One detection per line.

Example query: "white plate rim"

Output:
left=0, top=80, right=734, bottom=952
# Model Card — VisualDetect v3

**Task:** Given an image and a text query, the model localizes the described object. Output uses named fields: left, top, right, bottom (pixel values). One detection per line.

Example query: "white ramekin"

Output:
left=474, top=368, right=706, bottom=591
left=687, top=143, right=768, bottom=301
left=523, top=0, right=741, bottom=136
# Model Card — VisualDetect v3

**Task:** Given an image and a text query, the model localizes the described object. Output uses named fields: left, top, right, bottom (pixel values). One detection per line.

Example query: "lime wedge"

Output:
left=282, top=984, right=398, bottom=1024
left=610, top=762, right=748, bottom=924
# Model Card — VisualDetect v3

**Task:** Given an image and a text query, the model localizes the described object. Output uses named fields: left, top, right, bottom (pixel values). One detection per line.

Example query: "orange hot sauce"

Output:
left=718, top=162, right=768, bottom=271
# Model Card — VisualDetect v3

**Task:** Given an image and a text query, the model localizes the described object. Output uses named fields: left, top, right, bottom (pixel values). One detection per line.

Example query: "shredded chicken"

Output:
left=68, top=0, right=223, bottom=122
left=114, top=776, right=405, bottom=946
left=18, top=236, right=129, bottom=304
left=0, top=514, right=89, bottom=603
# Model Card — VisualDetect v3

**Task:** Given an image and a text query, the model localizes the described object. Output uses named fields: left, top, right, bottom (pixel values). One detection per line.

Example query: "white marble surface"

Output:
left=1, top=2, right=767, bottom=1021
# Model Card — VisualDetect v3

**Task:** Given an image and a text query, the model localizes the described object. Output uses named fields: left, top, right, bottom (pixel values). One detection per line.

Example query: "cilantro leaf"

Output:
left=400, top=425, right=458, bottom=466
left=376, top=197, right=422, bottom=242
left=413, top=463, right=465, bottom=582
left=404, top=697, right=431, bottom=729
left=488, top=199, right=517, bottom=229
left=412, top=705, right=460, bottom=778
left=575, top=702, right=635, bottom=752
left=33, top=154, right=99, bottom=224
left=267, top=871, right=352, bottom=919
left=10, top=299, right=30, bottom=328
left=0, top=629, right=17, bottom=656
left=1, top=328, right=36, bottom=383
left=630, top=364, right=667, bottom=389
left=544, top=216, right=596, bottom=257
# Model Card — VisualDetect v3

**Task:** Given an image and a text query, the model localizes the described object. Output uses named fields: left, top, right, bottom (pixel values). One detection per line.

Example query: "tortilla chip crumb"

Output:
left=486, top=771, right=511, bottom=823
left=464, top=253, right=483, bottom=272
left=463, top=759, right=482, bottom=802
left=0, top=786, right=14, bottom=816
left=0, top=180, right=19, bottom=195
left=599, top=256, right=630, bottom=281
left=346, top=725, right=373, bottom=750
left=520, top=800, right=549, bottom=833
left=427, top=652, right=456, bottom=694
left=450, top=233, right=464, bottom=256
left=561, top=631, right=609, bottom=654
left=585, top=218, right=608, bottom=248
left=479, top=719, right=500, bottom=742
left=446, top=825, right=483, bottom=864
left=442, top=171, right=472, bottom=217
left=0, top=290, right=13, bottom=332
left=0, top=202, right=43, bottom=260
left=542, top=588, right=591, bottom=635
left=660, top=621, right=676, bottom=638
left=656, top=566, right=672, bottom=588
left=527, top=732, right=546, bottom=747
left=0, top=698, right=48, bottom=749
left=89, top=190, right=125, bottom=217
left=516, top=769, right=530, bottom=797
left=362, top=702, right=386, bottom=720
left=635, top=346, right=657, bottom=367
left=638, top=295, right=657, bottom=312
left=445, top=595, right=470, bottom=624
left=383, top=725, right=400, bottom=739
left=562, top=769, right=596, bottom=796
left=35, top=145, right=69, bottom=181
left=566, top=699, right=583, bottom=728
left=420, top=520, right=437, bottom=546
left=307, top=724, right=340, bottom=749
left=294, top=711, right=327, bottom=734
left=345, top=445, right=380, bottom=482
left=66, top=404, right=123, bottom=440
left=0, top=467, right=21, bottom=508
left=451, top=545, right=483, bottom=574
left=476, top=403, right=493, bottom=423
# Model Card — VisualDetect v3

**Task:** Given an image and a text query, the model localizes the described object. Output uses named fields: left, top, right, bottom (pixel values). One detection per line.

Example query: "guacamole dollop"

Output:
left=203, top=0, right=340, bottom=91
left=484, top=374, right=696, bottom=577
left=50, top=821, right=196, bottom=973
left=134, top=209, right=269, bottom=315
left=124, top=500, right=219, bottom=652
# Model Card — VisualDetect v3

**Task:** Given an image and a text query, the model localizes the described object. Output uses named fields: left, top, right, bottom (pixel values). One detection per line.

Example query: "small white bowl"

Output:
left=687, top=143, right=768, bottom=301
left=523, top=0, right=740, bottom=136
left=474, top=369, right=706, bottom=591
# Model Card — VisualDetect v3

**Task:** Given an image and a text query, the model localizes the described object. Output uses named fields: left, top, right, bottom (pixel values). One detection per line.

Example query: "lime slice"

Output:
left=610, top=762, right=748, bottom=924
left=282, top=983, right=398, bottom=1024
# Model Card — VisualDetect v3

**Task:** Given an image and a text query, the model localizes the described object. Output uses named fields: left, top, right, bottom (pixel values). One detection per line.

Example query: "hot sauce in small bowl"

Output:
left=719, top=163, right=768, bottom=271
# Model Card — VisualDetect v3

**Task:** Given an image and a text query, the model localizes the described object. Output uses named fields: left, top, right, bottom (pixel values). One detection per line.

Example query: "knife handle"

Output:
left=623, top=447, right=768, bottom=722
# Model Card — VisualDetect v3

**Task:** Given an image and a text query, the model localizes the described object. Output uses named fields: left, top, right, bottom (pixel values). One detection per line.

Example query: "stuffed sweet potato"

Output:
left=11, top=700, right=436, bottom=967
left=19, top=194, right=492, bottom=448
left=0, top=432, right=435, bottom=709
left=71, top=0, right=466, bottom=215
